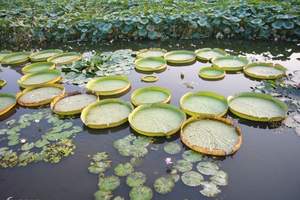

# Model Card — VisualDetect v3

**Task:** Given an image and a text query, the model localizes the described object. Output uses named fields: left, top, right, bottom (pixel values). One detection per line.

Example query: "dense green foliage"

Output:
left=0, top=0, right=299, bottom=45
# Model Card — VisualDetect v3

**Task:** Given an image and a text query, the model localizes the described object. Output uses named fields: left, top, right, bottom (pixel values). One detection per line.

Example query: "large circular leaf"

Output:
left=131, top=86, right=171, bottom=106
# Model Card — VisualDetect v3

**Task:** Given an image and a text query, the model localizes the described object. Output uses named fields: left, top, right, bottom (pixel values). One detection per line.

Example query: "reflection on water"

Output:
left=1, top=40, right=300, bottom=200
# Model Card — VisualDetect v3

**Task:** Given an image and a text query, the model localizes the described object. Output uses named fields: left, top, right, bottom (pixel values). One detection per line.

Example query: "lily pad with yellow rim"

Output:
left=164, top=50, right=196, bottom=65
left=1, top=52, right=30, bottom=65
left=198, top=67, right=225, bottom=80
left=195, top=48, right=227, bottom=62
left=212, top=56, right=248, bottom=71
left=30, top=49, right=63, bottom=62
left=51, top=92, right=98, bottom=115
left=17, top=84, right=64, bottom=107
left=86, top=76, right=131, bottom=96
left=180, top=91, right=228, bottom=117
left=18, top=69, right=61, bottom=88
left=228, top=92, right=288, bottom=122
left=0, top=93, right=16, bottom=116
left=47, top=52, right=82, bottom=65
left=243, top=62, right=286, bottom=80
left=128, top=103, right=186, bottom=137
left=0, top=80, right=7, bottom=88
left=141, top=75, right=158, bottom=82
left=81, top=98, right=133, bottom=129
left=131, top=86, right=171, bottom=107
left=0, top=51, right=12, bottom=62
left=136, top=48, right=167, bottom=59
left=22, top=62, right=55, bottom=74
left=180, top=116, right=242, bottom=156
left=135, top=57, right=167, bottom=72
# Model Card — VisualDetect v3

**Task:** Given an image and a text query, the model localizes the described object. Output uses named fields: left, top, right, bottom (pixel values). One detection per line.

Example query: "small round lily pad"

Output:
left=199, top=67, right=225, bottom=80
left=210, top=170, right=228, bottom=186
left=129, top=186, right=153, bottom=200
left=163, top=142, right=181, bottom=155
left=200, top=181, right=221, bottom=197
left=141, top=75, right=158, bottom=82
left=114, top=162, right=134, bottom=177
left=135, top=57, right=167, bottom=72
left=131, top=86, right=171, bottom=106
left=173, top=159, right=193, bottom=173
left=126, top=172, right=147, bottom=187
left=181, top=171, right=204, bottom=187
left=153, top=176, right=175, bottom=194
left=98, top=175, right=120, bottom=191
left=196, top=161, right=219, bottom=176
left=182, top=150, right=203, bottom=163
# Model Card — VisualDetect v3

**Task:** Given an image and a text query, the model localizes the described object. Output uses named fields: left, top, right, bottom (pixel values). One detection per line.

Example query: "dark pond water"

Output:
left=1, top=39, right=300, bottom=200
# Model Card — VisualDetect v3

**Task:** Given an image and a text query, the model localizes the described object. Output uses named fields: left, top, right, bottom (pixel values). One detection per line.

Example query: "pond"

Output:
left=1, top=39, right=300, bottom=200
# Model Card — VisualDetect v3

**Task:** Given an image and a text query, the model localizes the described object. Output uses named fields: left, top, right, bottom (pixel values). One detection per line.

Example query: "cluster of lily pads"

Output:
left=0, top=109, right=82, bottom=168
left=0, top=0, right=299, bottom=46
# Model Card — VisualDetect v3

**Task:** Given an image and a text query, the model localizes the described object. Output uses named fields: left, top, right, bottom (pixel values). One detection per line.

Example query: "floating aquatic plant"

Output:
left=182, top=150, right=203, bottom=163
left=210, top=170, right=228, bottom=186
left=98, top=175, right=120, bottom=191
left=153, top=176, right=175, bottom=194
left=94, top=190, right=113, bottom=200
left=163, top=142, right=181, bottom=155
left=88, top=152, right=111, bottom=174
left=196, top=161, right=219, bottom=176
left=42, top=139, right=75, bottom=163
left=126, top=172, right=147, bottom=187
left=114, top=162, right=134, bottom=177
left=129, top=186, right=153, bottom=200
left=173, top=159, right=193, bottom=173
left=181, top=171, right=204, bottom=187
left=199, top=181, right=221, bottom=197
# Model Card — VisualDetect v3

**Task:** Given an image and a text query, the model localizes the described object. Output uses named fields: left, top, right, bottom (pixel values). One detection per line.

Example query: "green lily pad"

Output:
left=196, top=161, right=219, bottom=176
left=173, top=159, right=193, bottom=173
left=131, top=86, right=171, bottom=106
left=200, top=181, right=221, bottom=197
left=163, top=142, right=181, bottom=155
left=212, top=56, right=248, bottom=71
left=210, top=170, right=228, bottom=186
left=1, top=52, right=30, bottom=65
left=30, top=49, right=63, bottom=62
left=114, top=162, right=134, bottom=177
left=164, top=50, right=196, bottom=65
left=181, top=171, right=204, bottom=187
left=182, top=150, right=203, bottom=163
left=0, top=150, right=18, bottom=168
left=129, top=186, right=153, bottom=200
left=21, top=142, right=35, bottom=151
left=126, top=172, right=147, bottom=187
left=0, top=51, right=12, bottom=62
left=42, top=139, right=75, bottom=163
left=34, top=139, right=49, bottom=148
left=136, top=48, right=167, bottom=59
left=0, top=93, right=16, bottom=116
left=198, top=67, right=225, bottom=80
left=47, top=52, right=82, bottom=65
left=141, top=75, right=159, bottom=82
left=18, top=69, right=61, bottom=88
left=135, top=57, right=167, bottom=72
left=98, top=175, right=120, bottom=191
left=244, top=62, right=286, bottom=80
left=0, top=79, right=7, bottom=88
left=153, top=176, right=175, bottom=194
left=22, top=62, right=56, bottom=74
left=18, top=151, right=36, bottom=166
left=94, top=190, right=113, bottom=200
left=195, top=48, right=227, bottom=61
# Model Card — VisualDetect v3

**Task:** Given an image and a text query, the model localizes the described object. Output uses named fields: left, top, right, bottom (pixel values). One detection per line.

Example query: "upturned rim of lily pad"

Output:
left=141, top=75, right=158, bottom=82
left=195, top=48, right=227, bottom=61
left=1, top=52, right=30, bottom=65
left=180, top=91, right=228, bottom=117
left=134, top=57, right=167, bottom=72
left=180, top=116, right=242, bottom=156
left=0, top=51, right=12, bottom=62
left=18, top=69, right=62, bottom=88
left=130, top=86, right=171, bottom=107
left=30, top=49, right=64, bottom=62
left=227, top=92, right=288, bottom=122
left=198, top=67, right=225, bottom=80
left=164, top=50, right=196, bottom=64
left=47, top=52, right=82, bottom=65
left=136, top=48, right=167, bottom=59
left=211, top=56, right=249, bottom=71
left=51, top=91, right=98, bottom=116
left=81, top=98, right=133, bottom=129
left=128, top=103, right=186, bottom=137
left=243, top=62, right=287, bottom=80
left=0, top=93, right=16, bottom=116
left=86, top=75, right=131, bottom=96
left=16, top=84, right=65, bottom=107
left=22, top=62, right=56, bottom=74
left=0, top=79, right=7, bottom=88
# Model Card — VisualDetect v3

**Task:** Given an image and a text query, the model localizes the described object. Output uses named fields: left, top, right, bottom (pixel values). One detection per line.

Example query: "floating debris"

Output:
left=153, top=176, right=175, bottom=194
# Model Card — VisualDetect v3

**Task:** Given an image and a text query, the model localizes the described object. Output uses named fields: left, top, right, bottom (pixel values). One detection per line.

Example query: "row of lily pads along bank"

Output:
left=1, top=1, right=300, bottom=44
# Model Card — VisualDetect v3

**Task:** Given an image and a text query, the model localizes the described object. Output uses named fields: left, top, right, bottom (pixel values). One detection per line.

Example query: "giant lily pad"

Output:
left=86, top=76, right=131, bottom=96
left=0, top=93, right=16, bottom=116
left=195, top=48, right=227, bottom=61
left=81, top=99, right=133, bottom=129
left=0, top=51, right=12, bottom=62
left=51, top=92, right=97, bottom=115
left=180, top=91, right=228, bottom=117
left=243, top=62, right=286, bottom=80
left=135, top=57, right=167, bottom=72
left=17, top=84, right=64, bottom=107
left=164, top=50, right=196, bottom=65
left=136, top=48, right=167, bottom=59
left=22, top=62, right=55, bottom=74
left=1, top=52, right=30, bottom=65
left=228, top=92, right=288, bottom=121
left=30, top=49, right=63, bottom=62
left=47, top=52, right=82, bottom=65
left=180, top=116, right=242, bottom=156
left=198, top=67, right=225, bottom=80
left=131, top=86, right=171, bottom=106
left=212, top=56, right=248, bottom=71
left=18, top=69, right=61, bottom=88
left=128, top=103, right=186, bottom=136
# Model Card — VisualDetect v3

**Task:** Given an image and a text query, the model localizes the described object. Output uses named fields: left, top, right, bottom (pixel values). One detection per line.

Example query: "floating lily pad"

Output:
left=153, top=176, right=175, bottom=194
left=198, top=67, right=225, bottom=80
left=126, top=172, right=147, bottom=187
left=173, top=159, right=193, bottom=172
left=163, top=142, right=181, bottom=155
left=141, top=75, right=158, bottom=82
left=196, top=162, right=219, bottom=175
left=164, top=50, right=196, bottom=65
left=181, top=117, right=242, bottom=156
left=212, top=56, right=249, bottom=71
left=135, top=57, right=167, bottom=72
left=200, top=181, right=221, bottom=197
left=47, top=52, right=82, bottom=65
left=180, top=91, right=228, bottom=117
left=0, top=93, right=16, bottom=116
left=1, top=52, right=30, bottom=65
left=0, top=51, right=12, bottom=62
left=114, top=162, right=134, bottom=177
left=22, top=62, right=56, bottom=74
left=30, top=49, right=63, bottom=62
left=86, top=76, right=131, bottom=96
left=243, top=62, right=286, bottom=80
left=181, top=171, right=204, bottom=186
left=51, top=92, right=97, bottom=115
left=17, top=84, right=64, bottom=107
left=129, top=103, right=186, bottom=136
left=131, top=86, right=171, bottom=106
left=129, top=186, right=153, bottom=200
left=228, top=92, right=288, bottom=122
left=94, top=190, right=113, bottom=200
left=195, top=48, right=227, bottom=61
left=210, top=170, right=228, bottom=186
left=182, top=150, right=203, bottom=162
left=0, top=80, right=7, bottom=88
left=81, top=98, right=133, bottom=129
left=136, top=48, right=167, bottom=59
left=98, top=175, right=120, bottom=191
left=18, top=69, right=61, bottom=88
left=41, top=139, right=75, bottom=163
left=0, top=150, right=18, bottom=168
